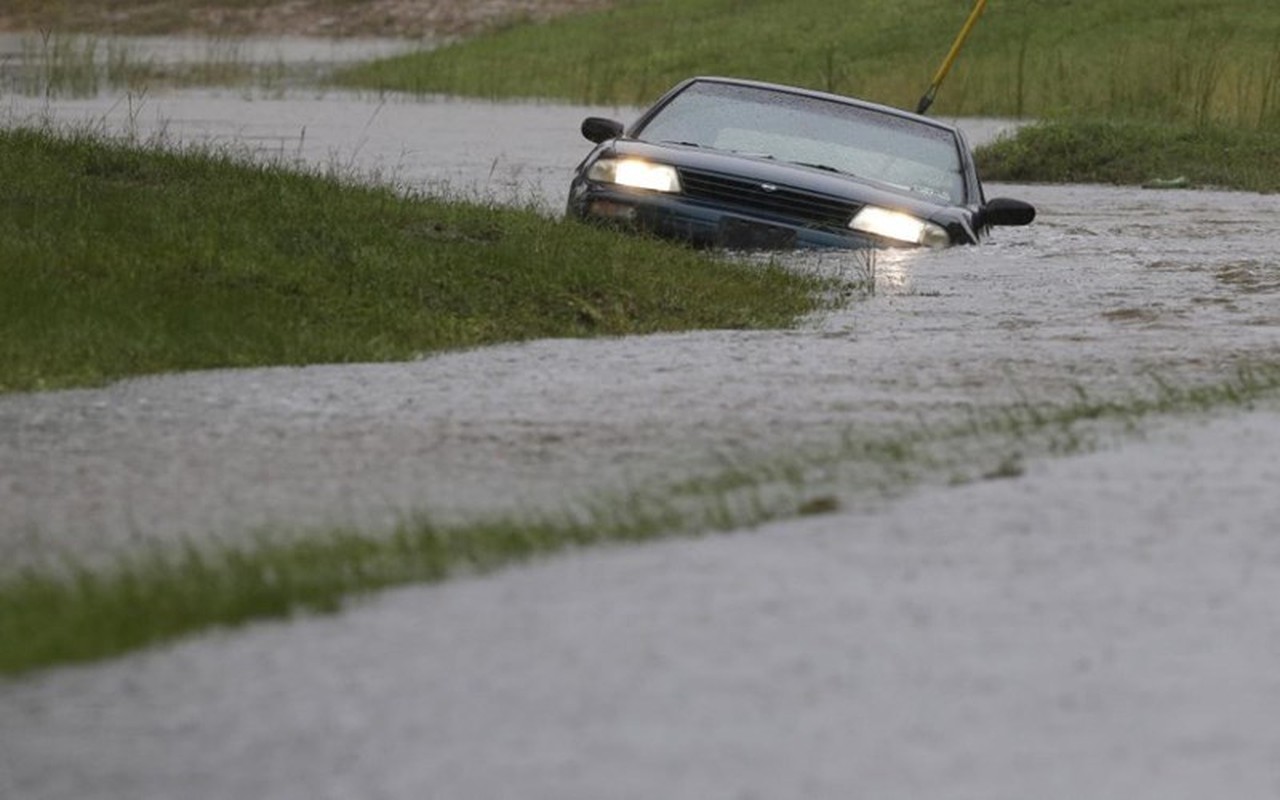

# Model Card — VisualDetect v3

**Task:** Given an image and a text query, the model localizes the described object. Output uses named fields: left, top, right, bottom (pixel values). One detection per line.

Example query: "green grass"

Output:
left=975, top=120, right=1280, bottom=193
left=0, top=127, right=832, bottom=393
left=336, top=0, right=1280, bottom=129
left=5, top=363, right=1278, bottom=676
left=0, top=501, right=715, bottom=676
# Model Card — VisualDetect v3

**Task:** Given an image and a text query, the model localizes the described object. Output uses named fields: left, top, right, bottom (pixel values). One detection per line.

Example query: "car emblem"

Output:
left=760, top=183, right=778, bottom=193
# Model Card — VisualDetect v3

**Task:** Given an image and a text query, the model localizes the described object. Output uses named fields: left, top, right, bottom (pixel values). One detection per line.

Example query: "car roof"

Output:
left=667, top=75, right=962, bottom=137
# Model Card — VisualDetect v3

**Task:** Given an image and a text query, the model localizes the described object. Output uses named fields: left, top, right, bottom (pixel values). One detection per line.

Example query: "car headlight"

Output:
left=850, top=206, right=950, bottom=248
left=587, top=158, right=682, bottom=193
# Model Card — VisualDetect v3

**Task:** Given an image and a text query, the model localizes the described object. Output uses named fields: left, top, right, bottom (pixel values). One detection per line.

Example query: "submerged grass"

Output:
left=5, top=363, right=1279, bottom=676
left=6, top=31, right=288, bottom=97
left=0, top=504, right=692, bottom=676
left=0, top=127, right=831, bottom=393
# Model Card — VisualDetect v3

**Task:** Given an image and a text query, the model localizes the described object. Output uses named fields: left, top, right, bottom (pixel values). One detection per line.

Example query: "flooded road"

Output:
left=0, top=86, right=1277, bottom=568
left=4, top=63, right=1280, bottom=800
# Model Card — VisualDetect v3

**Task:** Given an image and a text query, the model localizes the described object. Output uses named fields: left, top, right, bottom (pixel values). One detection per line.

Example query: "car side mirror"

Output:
left=582, top=116, right=625, bottom=144
left=982, top=197, right=1036, bottom=226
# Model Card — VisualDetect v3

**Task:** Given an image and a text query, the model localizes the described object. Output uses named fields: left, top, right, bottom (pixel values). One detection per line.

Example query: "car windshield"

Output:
left=634, top=80, right=966, bottom=204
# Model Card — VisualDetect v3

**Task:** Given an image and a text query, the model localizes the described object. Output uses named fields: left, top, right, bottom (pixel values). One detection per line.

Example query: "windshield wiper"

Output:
left=790, top=161, right=853, bottom=176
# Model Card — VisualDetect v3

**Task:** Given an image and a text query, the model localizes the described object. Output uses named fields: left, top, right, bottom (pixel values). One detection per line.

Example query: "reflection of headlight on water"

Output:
left=873, top=248, right=917, bottom=292
left=787, top=246, right=928, bottom=294
left=732, top=246, right=928, bottom=298
left=766, top=247, right=879, bottom=289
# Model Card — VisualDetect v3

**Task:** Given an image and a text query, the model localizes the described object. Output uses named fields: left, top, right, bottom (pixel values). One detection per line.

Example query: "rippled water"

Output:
left=0, top=33, right=422, bottom=95
left=1, top=77, right=1278, bottom=569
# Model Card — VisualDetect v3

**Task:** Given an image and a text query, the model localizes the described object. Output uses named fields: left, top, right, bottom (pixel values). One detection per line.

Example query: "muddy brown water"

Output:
left=1, top=81, right=1278, bottom=571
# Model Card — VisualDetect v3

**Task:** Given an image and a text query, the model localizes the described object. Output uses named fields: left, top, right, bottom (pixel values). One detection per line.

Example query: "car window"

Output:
left=636, top=81, right=966, bottom=204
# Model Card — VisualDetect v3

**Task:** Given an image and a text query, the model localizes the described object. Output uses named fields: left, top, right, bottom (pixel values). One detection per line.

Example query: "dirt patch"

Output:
left=0, top=0, right=619, bottom=39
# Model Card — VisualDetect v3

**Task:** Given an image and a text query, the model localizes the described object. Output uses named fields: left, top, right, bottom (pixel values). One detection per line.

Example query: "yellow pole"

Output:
left=916, top=0, right=988, bottom=115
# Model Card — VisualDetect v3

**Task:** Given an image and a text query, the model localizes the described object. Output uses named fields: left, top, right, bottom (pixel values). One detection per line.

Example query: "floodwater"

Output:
left=4, top=40, right=1280, bottom=800
left=0, top=32, right=422, bottom=94
left=0, top=78, right=1277, bottom=569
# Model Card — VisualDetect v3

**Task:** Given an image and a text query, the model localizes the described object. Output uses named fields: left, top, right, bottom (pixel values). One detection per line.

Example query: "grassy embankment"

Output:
left=0, top=128, right=829, bottom=394
left=338, top=0, right=1280, bottom=192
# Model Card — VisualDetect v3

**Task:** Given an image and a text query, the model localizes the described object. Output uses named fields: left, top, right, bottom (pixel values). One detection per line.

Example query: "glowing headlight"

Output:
left=587, top=158, right=681, bottom=193
left=850, top=206, right=950, bottom=248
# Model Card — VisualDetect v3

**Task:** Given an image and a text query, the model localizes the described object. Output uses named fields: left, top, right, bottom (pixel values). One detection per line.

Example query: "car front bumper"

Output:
left=567, top=183, right=875, bottom=250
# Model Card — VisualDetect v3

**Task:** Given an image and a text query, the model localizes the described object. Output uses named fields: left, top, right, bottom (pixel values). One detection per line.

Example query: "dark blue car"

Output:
left=567, top=76, right=1034, bottom=249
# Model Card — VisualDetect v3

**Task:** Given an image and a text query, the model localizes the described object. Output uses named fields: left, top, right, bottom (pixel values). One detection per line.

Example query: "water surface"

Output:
left=1, top=81, right=1277, bottom=567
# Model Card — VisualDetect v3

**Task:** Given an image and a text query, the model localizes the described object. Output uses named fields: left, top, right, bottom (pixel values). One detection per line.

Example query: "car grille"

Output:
left=677, top=168, right=858, bottom=229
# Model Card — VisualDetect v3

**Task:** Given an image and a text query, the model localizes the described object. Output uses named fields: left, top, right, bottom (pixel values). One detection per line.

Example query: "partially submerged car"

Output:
left=567, top=76, right=1034, bottom=249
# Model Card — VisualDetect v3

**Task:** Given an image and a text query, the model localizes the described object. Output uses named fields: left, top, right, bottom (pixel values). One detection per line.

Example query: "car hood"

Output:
left=598, top=138, right=975, bottom=230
